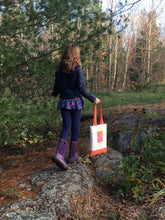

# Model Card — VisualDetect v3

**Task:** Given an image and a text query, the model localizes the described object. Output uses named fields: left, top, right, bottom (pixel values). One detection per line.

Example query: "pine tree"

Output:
left=0, top=0, right=106, bottom=97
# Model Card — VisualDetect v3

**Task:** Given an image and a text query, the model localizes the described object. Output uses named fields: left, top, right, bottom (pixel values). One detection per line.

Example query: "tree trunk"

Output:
left=122, top=34, right=132, bottom=90
left=107, top=35, right=112, bottom=91
left=112, top=35, right=118, bottom=90
left=107, top=0, right=113, bottom=91
left=147, top=13, right=152, bottom=83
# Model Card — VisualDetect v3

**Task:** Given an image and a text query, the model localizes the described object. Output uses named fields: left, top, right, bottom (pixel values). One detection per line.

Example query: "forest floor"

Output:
left=0, top=104, right=165, bottom=219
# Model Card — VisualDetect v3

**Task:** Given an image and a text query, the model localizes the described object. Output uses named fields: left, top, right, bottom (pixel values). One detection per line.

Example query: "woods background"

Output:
left=0, top=0, right=165, bottom=99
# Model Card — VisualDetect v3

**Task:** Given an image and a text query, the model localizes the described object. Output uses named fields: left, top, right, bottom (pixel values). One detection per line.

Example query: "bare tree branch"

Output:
left=114, top=0, right=142, bottom=16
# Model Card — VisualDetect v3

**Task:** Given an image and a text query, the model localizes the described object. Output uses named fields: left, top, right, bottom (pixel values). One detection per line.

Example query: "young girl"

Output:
left=51, top=44, right=100, bottom=170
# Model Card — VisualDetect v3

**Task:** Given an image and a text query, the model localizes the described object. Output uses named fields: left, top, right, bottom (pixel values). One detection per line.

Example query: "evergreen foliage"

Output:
left=0, top=0, right=106, bottom=97
left=0, top=1, right=165, bottom=96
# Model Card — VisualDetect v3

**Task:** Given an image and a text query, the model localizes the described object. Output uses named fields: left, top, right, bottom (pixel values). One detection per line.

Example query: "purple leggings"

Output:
left=60, top=109, right=82, bottom=141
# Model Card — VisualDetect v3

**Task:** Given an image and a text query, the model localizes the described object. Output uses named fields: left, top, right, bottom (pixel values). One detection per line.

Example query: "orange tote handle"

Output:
left=93, top=103, right=104, bottom=126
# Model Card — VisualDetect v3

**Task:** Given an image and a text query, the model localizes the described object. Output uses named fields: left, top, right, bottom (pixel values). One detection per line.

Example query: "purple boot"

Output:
left=51, top=138, right=69, bottom=170
left=68, top=141, right=78, bottom=163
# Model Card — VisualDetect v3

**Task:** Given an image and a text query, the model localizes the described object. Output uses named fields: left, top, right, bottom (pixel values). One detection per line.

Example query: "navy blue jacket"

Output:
left=52, top=65, right=96, bottom=103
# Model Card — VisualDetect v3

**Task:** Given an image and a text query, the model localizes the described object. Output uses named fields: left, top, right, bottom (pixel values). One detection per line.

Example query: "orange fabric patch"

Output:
left=90, top=148, right=107, bottom=157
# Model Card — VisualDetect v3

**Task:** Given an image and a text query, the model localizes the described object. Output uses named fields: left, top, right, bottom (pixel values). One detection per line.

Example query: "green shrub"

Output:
left=0, top=97, right=60, bottom=148
left=106, top=130, right=165, bottom=201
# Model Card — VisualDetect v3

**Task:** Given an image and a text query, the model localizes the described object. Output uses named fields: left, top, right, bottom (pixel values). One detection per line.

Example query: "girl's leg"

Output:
left=51, top=109, right=72, bottom=170
left=71, top=109, right=82, bottom=141
left=60, top=109, right=72, bottom=140
left=68, top=109, right=82, bottom=163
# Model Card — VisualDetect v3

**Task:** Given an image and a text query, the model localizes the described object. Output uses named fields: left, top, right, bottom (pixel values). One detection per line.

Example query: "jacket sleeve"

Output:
left=77, top=66, right=96, bottom=103
left=52, top=72, right=59, bottom=97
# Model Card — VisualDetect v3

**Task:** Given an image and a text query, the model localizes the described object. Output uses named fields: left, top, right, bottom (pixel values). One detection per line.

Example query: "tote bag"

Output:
left=90, top=103, right=107, bottom=157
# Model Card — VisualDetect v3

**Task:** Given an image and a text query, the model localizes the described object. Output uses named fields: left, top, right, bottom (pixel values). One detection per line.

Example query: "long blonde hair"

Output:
left=56, top=44, right=81, bottom=73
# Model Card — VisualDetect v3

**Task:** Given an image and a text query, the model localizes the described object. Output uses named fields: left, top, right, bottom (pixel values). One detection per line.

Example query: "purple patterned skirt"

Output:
left=57, top=98, right=85, bottom=110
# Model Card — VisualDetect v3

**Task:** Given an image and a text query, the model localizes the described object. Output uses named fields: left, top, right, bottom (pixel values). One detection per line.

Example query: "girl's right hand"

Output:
left=95, top=97, right=100, bottom=104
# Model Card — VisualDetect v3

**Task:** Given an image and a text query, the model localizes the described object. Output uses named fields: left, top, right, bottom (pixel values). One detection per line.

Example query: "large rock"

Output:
left=111, top=113, right=151, bottom=155
left=35, top=163, right=94, bottom=216
left=91, top=148, right=123, bottom=179
left=113, top=113, right=145, bottom=130
left=0, top=149, right=124, bottom=219
left=0, top=198, right=58, bottom=220
left=0, top=163, right=94, bottom=219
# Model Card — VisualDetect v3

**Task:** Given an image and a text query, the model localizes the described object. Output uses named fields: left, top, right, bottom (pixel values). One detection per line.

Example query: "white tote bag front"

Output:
left=90, top=103, right=107, bottom=157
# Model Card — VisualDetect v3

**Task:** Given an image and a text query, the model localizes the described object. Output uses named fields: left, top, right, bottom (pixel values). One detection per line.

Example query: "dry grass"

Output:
left=70, top=186, right=123, bottom=220
left=70, top=185, right=165, bottom=220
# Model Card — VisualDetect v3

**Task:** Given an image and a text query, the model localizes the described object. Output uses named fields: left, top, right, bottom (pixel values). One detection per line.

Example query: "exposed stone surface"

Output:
left=0, top=163, right=94, bottom=219
left=0, top=148, right=124, bottom=219
left=36, top=163, right=94, bottom=216
left=111, top=114, right=146, bottom=152
left=0, top=199, right=57, bottom=220
left=153, top=118, right=165, bottom=128
left=91, top=148, right=123, bottom=179
left=112, top=130, right=133, bottom=155
left=112, top=113, right=145, bottom=130
left=111, top=113, right=164, bottom=156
